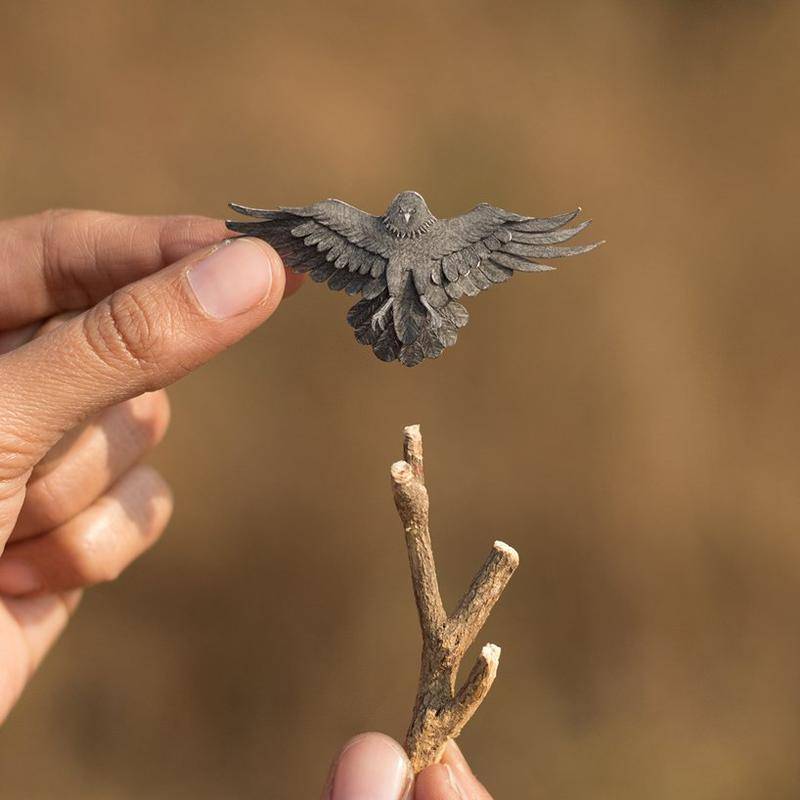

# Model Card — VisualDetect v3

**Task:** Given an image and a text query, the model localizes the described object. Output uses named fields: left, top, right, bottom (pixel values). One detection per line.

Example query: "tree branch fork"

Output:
left=390, top=425, right=519, bottom=773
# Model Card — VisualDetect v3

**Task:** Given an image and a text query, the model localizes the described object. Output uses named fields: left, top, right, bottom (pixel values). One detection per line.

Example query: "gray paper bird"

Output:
left=226, top=192, right=602, bottom=366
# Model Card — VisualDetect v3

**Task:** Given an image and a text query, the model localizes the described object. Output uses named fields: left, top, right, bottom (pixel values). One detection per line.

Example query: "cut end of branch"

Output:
left=461, top=642, right=500, bottom=703
left=480, top=642, right=501, bottom=674
left=493, top=540, right=520, bottom=567
left=478, top=644, right=500, bottom=692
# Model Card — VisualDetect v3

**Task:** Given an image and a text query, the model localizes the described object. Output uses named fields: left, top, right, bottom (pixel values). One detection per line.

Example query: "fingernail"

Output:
left=0, top=560, right=41, bottom=596
left=444, top=764, right=468, bottom=799
left=329, top=733, right=413, bottom=800
left=443, top=740, right=471, bottom=780
left=186, top=238, right=275, bottom=319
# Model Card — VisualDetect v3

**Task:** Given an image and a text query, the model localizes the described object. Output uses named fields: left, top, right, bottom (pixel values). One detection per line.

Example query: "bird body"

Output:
left=226, top=191, right=602, bottom=366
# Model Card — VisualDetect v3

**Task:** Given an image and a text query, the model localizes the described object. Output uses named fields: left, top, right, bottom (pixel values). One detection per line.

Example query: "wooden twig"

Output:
left=390, top=424, right=519, bottom=773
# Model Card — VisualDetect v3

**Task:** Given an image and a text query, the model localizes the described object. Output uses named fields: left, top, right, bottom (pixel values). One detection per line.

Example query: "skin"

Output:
left=0, top=209, right=494, bottom=797
left=0, top=209, right=302, bottom=722
left=322, top=733, right=495, bottom=799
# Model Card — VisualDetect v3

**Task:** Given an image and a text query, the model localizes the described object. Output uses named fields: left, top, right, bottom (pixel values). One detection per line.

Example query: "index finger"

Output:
left=0, top=210, right=226, bottom=330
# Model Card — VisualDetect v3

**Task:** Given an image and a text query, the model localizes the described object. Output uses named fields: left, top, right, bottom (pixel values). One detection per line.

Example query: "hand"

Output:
left=0, top=209, right=298, bottom=723
left=322, top=732, right=493, bottom=799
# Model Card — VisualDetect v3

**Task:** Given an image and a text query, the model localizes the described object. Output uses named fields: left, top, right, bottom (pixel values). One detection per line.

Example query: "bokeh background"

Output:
left=2, top=1, right=800, bottom=797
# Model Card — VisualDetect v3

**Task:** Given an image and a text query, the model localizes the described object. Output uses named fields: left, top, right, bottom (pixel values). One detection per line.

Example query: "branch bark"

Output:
left=391, top=424, right=519, bottom=773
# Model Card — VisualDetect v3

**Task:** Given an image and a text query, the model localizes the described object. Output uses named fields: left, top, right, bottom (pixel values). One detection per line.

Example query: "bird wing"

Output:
left=226, top=199, right=392, bottom=298
left=426, top=204, right=602, bottom=304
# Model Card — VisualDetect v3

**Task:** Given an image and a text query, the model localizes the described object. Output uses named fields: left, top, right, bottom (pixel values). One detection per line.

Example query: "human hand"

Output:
left=0, top=209, right=299, bottom=723
left=322, top=732, right=493, bottom=799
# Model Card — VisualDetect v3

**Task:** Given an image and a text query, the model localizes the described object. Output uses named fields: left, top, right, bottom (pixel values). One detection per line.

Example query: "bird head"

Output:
left=383, top=191, right=436, bottom=238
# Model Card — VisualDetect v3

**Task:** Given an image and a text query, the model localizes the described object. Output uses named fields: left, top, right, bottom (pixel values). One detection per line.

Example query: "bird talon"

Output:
left=371, top=298, right=394, bottom=332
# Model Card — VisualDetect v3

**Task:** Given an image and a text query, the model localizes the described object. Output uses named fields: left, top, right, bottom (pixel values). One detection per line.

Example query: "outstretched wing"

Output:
left=426, top=204, right=602, bottom=305
left=226, top=199, right=393, bottom=298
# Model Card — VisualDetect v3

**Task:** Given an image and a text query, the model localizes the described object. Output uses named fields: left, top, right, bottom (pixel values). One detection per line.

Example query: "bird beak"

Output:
left=403, top=212, right=411, bottom=223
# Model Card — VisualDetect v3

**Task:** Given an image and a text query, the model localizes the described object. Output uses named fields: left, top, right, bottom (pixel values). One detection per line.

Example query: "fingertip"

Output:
left=441, top=740, right=470, bottom=774
left=414, top=763, right=461, bottom=799
left=324, top=732, right=413, bottom=800
left=441, top=740, right=493, bottom=799
left=186, top=237, right=285, bottom=321
left=126, top=389, right=172, bottom=447
left=239, top=237, right=288, bottom=309
left=223, top=234, right=303, bottom=300
left=132, top=463, right=175, bottom=521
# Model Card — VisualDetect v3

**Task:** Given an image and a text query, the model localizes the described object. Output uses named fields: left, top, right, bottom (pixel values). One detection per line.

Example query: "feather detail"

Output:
left=510, top=208, right=581, bottom=233
left=442, top=255, right=460, bottom=282
left=504, top=241, right=603, bottom=259
left=227, top=194, right=602, bottom=366
left=489, top=252, right=556, bottom=272
left=478, top=260, right=513, bottom=283
left=370, top=257, right=386, bottom=278
left=510, top=220, right=592, bottom=244
left=458, top=273, right=481, bottom=296
left=327, top=270, right=352, bottom=291
left=393, top=272, right=426, bottom=345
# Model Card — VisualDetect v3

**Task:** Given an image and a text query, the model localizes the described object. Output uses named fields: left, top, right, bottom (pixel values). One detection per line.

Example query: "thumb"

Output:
left=0, top=237, right=285, bottom=477
left=322, top=733, right=413, bottom=800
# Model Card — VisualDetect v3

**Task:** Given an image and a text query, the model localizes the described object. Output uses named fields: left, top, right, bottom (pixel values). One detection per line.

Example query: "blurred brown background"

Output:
left=2, top=1, right=800, bottom=797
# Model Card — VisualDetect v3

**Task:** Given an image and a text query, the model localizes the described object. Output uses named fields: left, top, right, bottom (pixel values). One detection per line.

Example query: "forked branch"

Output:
left=391, top=424, right=519, bottom=773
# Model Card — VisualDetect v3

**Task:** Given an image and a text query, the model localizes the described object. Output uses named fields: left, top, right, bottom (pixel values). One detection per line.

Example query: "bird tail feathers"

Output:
left=393, top=272, right=426, bottom=345
left=347, top=289, right=468, bottom=367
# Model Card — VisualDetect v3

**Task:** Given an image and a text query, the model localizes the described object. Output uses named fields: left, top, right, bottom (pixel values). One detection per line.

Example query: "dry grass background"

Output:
left=1, top=1, right=800, bottom=797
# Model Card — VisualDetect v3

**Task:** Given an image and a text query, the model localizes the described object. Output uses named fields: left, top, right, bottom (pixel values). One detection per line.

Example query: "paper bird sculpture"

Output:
left=226, top=191, right=602, bottom=366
